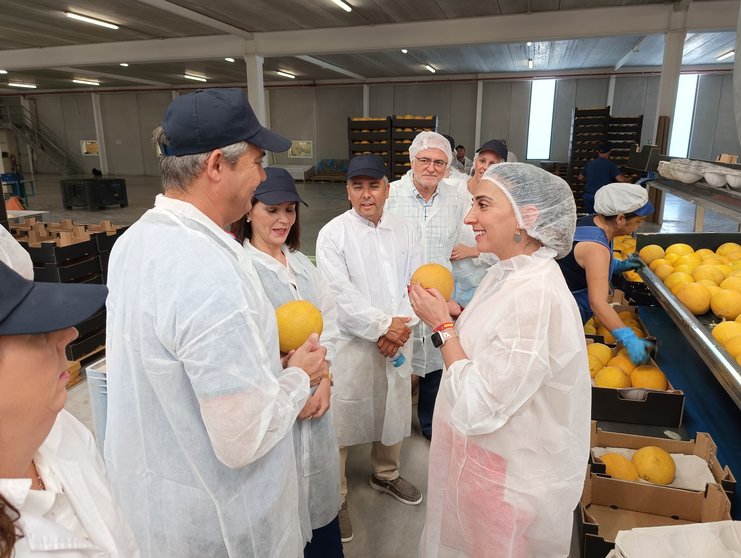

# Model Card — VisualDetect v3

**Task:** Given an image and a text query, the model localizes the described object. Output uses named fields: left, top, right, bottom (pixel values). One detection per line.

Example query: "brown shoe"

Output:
left=339, top=501, right=353, bottom=543
left=369, top=475, right=423, bottom=505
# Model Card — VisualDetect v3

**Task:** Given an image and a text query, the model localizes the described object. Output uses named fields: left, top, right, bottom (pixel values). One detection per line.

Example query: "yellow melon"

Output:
left=664, top=253, right=679, bottom=264
left=632, top=446, right=676, bottom=485
left=411, top=263, right=454, bottom=300
left=675, top=282, right=712, bottom=315
left=664, top=271, right=693, bottom=290
left=599, top=453, right=639, bottom=481
left=696, top=278, right=721, bottom=289
left=716, top=242, right=741, bottom=257
left=665, top=243, right=694, bottom=257
left=703, top=258, right=724, bottom=266
left=695, top=248, right=716, bottom=260
left=723, top=335, right=741, bottom=359
left=631, top=326, right=646, bottom=338
left=653, top=263, right=675, bottom=281
left=630, top=365, right=668, bottom=390
left=587, top=342, right=613, bottom=366
left=712, top=320, right=741, bottom=345
left=584, top=323, right=597, bottom=335
left=692, top=265, right=725, bottom=285
left=726, top=250, right=741, bottom=261
left=588, top=355, right=604, bottom=378
left=594, top=366, right=631, bottom=388
left=720, top=276, right=741, bottom=293
left=638, top=245, right=665, bottom=265
left=717, top=264, right=734, bottom=278
left=730, top=270, right=741, bottom=278
left=597, top=326, right=616, bottom=344
left=675, top=253, right=702, bottom=271
left=649, top=258, right=671, bottom=272
left=673, top=264, right=692, bottom=275
left=731, top=261, right=741, bottom=271
left=275, top=300, right=323, bottom=353
left=624, top=270, right=643, bottom=282
left=711, top=289, right=741, bottom=320
left=608, top=354, right=636, bottom=374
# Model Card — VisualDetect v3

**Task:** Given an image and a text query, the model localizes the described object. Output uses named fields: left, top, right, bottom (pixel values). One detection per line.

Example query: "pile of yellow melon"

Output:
left=587, top=342, right=668, bottom=390
left=711, top=320, right=741, bottom=366
left=640, top=241, right=741, bottom=318
left=598, top=446, right=676, bottom=485
left=584, top=310, right=646, bottom=342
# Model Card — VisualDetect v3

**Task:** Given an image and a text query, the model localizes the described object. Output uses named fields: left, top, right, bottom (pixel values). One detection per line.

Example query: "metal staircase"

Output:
left=0, top=104, right=84, bottom=175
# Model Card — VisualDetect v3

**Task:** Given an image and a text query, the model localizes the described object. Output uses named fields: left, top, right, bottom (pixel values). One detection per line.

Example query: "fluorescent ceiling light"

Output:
left=528, top=58, right=534, bottom=69
left=425, top=65, right=436, bottom=74
left=401, top=49, right=408, bottom=54
left=119, top=63, right=129, bottom=67
left=65, top=11, right=119, bottom=30
left=717, top=50, right=735, bottom=61
left=330, top=0, right=352, bottom=12
left=8, top=82, right=37, bottom=89
left=183, top=73, right=207, bottom=82
left=225, top=57, right=235, bottom=63
left=73, top=78, right=100, bottom=86
left=276, top=70, right=296, bottom=79
left=527, top=41, right=533, bottom=47
left=0, top=70, right=7, bottom=74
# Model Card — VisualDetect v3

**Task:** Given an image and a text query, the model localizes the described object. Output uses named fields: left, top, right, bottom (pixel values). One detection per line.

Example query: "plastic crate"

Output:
left=85, top=357, right=108, bottom=455
left=60, top=177, right=128, bottom=210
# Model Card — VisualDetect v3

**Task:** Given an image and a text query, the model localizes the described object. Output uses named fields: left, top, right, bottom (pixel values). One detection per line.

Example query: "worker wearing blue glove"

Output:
left=612, top=253, right=644, bottom=274
left=611, top=327, right=653, bottom=364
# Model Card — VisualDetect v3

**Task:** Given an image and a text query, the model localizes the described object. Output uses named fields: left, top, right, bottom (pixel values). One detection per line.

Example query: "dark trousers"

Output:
left=417, top=369, right=442, bottom=439
left=304, top=515, right=344, bottom=558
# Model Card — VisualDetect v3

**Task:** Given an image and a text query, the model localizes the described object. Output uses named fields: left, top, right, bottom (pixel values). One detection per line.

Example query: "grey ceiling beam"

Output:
left=56, top=66, right=169, bottom=87
left=136, top=0, right=253, bottom=39
left=295, top=55, right=366, bottom=79
left=614, top=36, right=649, bottom=71
left=0, top=1, right=736, bottom=70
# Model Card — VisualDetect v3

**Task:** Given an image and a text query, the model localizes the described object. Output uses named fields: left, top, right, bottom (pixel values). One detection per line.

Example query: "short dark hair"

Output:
left=598, top=142, right=612, bottom=153
left=231, top=200, right=301, bottom=252
left=455, top=144, right=464, bottom=150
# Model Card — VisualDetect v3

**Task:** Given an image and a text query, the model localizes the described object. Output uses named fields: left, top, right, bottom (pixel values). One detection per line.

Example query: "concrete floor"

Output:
left=23, top=171, right=737, bottom=557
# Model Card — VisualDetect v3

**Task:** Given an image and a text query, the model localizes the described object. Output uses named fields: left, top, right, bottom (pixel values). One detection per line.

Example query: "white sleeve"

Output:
left=0, top=226, right=33, bottom=280
left=301, top=253, right=342, bottom=364
left=316, top=228, right=393, bottom=342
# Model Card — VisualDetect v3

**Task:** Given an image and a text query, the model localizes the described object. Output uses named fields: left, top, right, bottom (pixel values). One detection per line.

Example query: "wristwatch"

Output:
left=431, top=329, right=457, bottom=348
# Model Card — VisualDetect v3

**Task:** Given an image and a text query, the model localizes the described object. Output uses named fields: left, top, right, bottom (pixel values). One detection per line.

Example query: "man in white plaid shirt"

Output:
left=385, top=131, right=471, bottom=440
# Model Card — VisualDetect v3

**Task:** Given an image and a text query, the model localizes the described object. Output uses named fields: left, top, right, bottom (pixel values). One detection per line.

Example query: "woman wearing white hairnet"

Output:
left=410, top=163, right=591, bottom=557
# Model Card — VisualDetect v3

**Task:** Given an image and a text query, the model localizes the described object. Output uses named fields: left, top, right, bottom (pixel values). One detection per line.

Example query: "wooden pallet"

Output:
left=65, top=345, right=105, bottom=390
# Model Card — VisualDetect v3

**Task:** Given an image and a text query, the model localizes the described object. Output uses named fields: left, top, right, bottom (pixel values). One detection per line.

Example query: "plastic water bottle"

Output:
left=389, top=353, right=406, bottom=367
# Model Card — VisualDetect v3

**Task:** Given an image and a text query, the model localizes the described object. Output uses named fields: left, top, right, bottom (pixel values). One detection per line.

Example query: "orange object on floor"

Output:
left=5, top=196, right=25, bottom=210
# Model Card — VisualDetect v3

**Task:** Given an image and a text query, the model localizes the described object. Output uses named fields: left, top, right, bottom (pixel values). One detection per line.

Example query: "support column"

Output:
left=18, top=96, right=35, bottom=174
left=244, top=54, right=266, bottom=125
left=734, top=3, right=741, bottom=148
left=363, top=84, right=369, bottom=117
left=91, top=93, right=108, bottom=174
left=474, top=80, right=484, bottom=150
left=653, top=26, right=686, bottom=151
left=607, top=75, right=616, bottom=110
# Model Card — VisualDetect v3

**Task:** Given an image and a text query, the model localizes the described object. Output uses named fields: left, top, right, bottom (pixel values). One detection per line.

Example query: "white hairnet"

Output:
left=480, top=163, right=576, bottom=259
left=409, top=131, right=453, bottom=169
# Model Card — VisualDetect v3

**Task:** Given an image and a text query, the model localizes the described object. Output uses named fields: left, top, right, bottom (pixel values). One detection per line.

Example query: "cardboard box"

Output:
left=589, top=422, right=735, bottom=500
left=580, top=473, right=731, bottom=558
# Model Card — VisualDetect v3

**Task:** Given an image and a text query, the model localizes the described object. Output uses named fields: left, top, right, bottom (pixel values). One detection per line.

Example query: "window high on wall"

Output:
left=668, top=74, right=699, bottom=158
left=526, top=79, right=557, bottom=160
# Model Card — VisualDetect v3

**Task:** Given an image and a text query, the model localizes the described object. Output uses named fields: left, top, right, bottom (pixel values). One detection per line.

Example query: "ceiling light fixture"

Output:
left=717, top=50, right=735, bottom=61
left=425, top=64, right=436, bottom=74
left=330, top=0, right=352, bottom=12
left=528, top=59, right=534, bottom=69
left=65, top=11, right=119, bottom=30
left=225, top=57, right=235, bottom=63
left=73, top=78, right=100, bottom=86
left=401, top=49, right=408, bottom=54
left=8, top=82, right=37, bottom=89
left=527, top=41, right=533, bottom=47
left=276, top=70, right=296, bottom=79
left=183, top=73, right=207, bottom=82
left=119, top=63, right=129, bottom=67
left=0, top=70, right=7, bottom=74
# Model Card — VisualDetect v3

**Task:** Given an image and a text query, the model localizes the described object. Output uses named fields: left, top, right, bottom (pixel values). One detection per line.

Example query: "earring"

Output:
left=513, top=229, right=522, bottom=243
left=246, top=215, right=251, bottom=223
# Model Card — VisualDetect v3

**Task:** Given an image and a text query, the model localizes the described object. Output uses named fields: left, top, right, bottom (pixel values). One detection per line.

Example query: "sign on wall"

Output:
left=288, top=140, right=313, bottom=158
left=80, top=140, right=100, bottom=156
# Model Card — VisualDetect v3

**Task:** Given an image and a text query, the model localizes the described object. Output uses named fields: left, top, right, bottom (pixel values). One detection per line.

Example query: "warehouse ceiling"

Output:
left=0, top=0, right=736, bottom=91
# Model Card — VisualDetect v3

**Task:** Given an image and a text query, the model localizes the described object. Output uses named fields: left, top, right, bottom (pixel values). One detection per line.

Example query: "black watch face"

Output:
left=431, top=332, right=442, bottom=348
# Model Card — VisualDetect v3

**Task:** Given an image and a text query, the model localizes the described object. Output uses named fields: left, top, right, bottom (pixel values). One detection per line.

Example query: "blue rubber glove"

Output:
left=612, top=254, right=644, bottom=274
left=611, top=327, right=652, bottom=365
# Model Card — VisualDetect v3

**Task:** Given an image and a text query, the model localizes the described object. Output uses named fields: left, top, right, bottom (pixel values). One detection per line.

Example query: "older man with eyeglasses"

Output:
left=386, top=131, right=471, bottom=441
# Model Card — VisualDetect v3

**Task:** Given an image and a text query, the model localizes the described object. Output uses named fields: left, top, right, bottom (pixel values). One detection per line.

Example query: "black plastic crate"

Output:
left=22, top=238, right=97, bottom=266
left=34, top=256, right=101, bottom=283
left=60, top=177, right=128, bottom=210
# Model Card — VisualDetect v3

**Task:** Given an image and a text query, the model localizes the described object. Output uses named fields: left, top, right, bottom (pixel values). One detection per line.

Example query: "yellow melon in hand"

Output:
left=599, top=453, right=639, bottom=481
left=665, top=243, right=694, bottom=257
left=712, top=320, right=741, bottom=345
left=587, top=342, right=613, bottom=366
left=711, top=289, right=741, bottom=320
left=411, top=263, right=454, bottom=300
left=692, top=265, right=725, bottom=285
left=638, top=245, right=665, bottom=265
left=632, top=446, right=676, bottom=485
left=630, top=365, right=668, bottom=390
left=675, top=282, right=711, bottom=315
left=275, top=300, right=323, bottom=353
left=594, top=366, right=631, bottom=388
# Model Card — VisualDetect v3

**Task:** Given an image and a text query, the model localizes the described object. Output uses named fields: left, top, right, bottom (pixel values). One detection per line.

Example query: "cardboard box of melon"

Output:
left=586, top=337, right=685, bottom=427
left=580, top=423, right=735, bottom=557
left=584, top=304, right=653, bottom=346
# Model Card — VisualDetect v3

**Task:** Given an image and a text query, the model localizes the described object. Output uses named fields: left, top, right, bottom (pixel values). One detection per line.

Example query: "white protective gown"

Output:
left=0, top=411, right=140, bottom=558
left=387, top=171, right=470, bottom=376
left=0, top=224, right=33, bottom=279
left=104, top=195, right=310, bottom=558
left=420, top=248, right=591, bottom=558
left=245, top=242, right=341, bottom=541
left=316, top=209, right=421, bottom=447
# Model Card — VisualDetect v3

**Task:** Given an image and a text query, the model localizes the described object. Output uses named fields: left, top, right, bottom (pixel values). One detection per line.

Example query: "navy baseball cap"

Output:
left=0, top=261, right=108, bottom=335
left=254, top=167, right=307, bottom=206
left=476, top=139, right=508, bottom=162
left=160, top=88, right=291, bottom=156
left=598, top=142, right=613, bottom=153
left=346, top=155, right=387, bottom=180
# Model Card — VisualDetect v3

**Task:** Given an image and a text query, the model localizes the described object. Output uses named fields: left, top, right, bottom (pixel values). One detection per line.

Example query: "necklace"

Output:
left=32, top=461, right=46, bottom=491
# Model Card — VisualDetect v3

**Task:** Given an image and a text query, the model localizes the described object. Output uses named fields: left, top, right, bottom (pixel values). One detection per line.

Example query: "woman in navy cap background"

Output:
left=0, top=262, right=139, bottom=557
left=232, top=168, right=344, bottom=558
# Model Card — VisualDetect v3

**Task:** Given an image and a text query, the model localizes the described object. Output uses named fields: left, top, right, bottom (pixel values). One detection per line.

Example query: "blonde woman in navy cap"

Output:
left=557, top=182, right=654, bottom=365
left=0, top=263, right=139, bottom=557
left=232, top=168, right=343, bottom=558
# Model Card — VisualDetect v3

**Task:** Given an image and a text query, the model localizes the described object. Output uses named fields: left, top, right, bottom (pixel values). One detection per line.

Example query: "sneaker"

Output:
left=369, top=475, right=423, bottom=505
left=339, top=501, right=353, bottom=543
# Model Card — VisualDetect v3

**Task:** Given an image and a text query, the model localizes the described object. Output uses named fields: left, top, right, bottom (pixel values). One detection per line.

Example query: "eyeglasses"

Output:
left=414, top=157, right=447, bottom=169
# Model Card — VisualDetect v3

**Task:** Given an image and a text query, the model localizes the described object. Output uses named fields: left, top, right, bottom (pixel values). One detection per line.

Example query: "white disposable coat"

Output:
left=0, top=224, right=33, bottom=279
left=316, top=209, right=421, bottom=446
left=420, top=248, right=591, bottom=558
left=0, top=411, right=139, bottom=558
left=245, top=242, right=341, bottom=541
left=387, top=171, right=470, bottom=375
left=104, top=195, right=310, bottom=558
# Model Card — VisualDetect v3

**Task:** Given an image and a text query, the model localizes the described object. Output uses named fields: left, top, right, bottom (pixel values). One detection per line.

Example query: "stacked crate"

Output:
left=347, top=117, right=392, bottom=178
left=390, top=115, right=438, bottom=180
left=608, top=115, right=644, bottom=183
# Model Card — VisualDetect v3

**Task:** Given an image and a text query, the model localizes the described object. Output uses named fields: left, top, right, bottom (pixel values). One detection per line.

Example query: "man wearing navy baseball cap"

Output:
left=104, top=88, right=328, bottom=557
